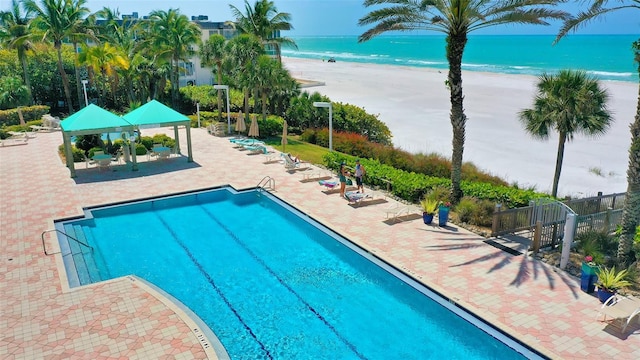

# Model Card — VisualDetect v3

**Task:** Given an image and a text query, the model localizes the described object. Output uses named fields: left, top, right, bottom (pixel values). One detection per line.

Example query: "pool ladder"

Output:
left=256, top=176, right=276, bottom=193
left=41, top=229, right=93, bottom=256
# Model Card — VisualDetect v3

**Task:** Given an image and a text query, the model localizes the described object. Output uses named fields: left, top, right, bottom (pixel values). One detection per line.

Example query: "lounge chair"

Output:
left=244, top=144, right=272, bottom=155
left=319, top=179, right=338, bottom=189
left=383, top=204, right=419, bottom=222
left=597, top=294, right=640, bottom=333
left=345, top=191, right=375, bottom=206
left=282, top=154, right=310, bottom=171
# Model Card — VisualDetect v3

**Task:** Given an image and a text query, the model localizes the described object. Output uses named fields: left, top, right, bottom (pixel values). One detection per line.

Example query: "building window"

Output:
left=179, top=62, right=195, bottom=76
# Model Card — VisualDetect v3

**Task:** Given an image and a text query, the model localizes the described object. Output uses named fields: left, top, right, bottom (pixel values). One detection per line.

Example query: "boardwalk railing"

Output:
left=491, top=192, right=625, bottom=250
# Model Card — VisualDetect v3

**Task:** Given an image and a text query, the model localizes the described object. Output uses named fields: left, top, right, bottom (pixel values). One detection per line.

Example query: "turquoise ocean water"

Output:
left=283, top=35, right=638, bottom=83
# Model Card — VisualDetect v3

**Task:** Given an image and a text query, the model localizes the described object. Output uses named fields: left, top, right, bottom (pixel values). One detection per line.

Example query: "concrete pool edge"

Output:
left=126, top=275, right=230, bottom=360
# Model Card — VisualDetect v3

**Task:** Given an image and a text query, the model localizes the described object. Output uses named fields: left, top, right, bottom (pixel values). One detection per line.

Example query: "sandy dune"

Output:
left=284, top=57, right=636, bottom=198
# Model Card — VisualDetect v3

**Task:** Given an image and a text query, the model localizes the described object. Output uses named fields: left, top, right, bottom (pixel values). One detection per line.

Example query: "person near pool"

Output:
left=339, top=161, right=349, bottom=198
left=354, top=159, right=366, bottom=193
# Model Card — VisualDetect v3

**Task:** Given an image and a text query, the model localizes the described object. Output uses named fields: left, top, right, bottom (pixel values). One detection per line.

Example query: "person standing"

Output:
left=339, top=161, right=349, bottom=198
left=354, top=159, right=366, bottom=193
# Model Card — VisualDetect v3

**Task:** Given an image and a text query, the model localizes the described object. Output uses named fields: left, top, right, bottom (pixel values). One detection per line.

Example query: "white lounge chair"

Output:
left=282, top=154, right=310, bottom=171
left=597, top=294, right=640, bottom=333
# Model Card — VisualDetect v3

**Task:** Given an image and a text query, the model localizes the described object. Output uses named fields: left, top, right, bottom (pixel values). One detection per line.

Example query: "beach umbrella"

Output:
left=281, top=120, right=288, bottom=152
left=248, top=114, right=259, bottom=138
left=235, top=111, right=246, bottom=133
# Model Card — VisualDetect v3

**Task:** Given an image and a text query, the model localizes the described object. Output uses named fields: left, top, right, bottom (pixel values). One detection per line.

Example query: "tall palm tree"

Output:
left=78, top=42, right=129, bottom=106
left=229, top=0, right=297, bottom=62
left=358, top=0, right=568, bottom=203
left=0, top=0, right=35, bottom=105
left=146, top=9, right=201, bottom=108
left=200, top=34, right=227, bottom=121
left=225, top=34, right=264, bottom=115
left=519, top=70, right=612, bottom=197
left=555, top=1, right=640, bottom=265
left=24, top=0, right=91, bottom=114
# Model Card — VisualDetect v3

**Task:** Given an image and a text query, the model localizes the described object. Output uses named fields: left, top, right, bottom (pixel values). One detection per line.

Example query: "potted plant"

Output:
left=420, top=198, right=438, bottom=224
left=438, top=201, right=452, bottom=226
left=596, top=266, right=631, bottom=303
left=580, top=255, right=598, bottom=293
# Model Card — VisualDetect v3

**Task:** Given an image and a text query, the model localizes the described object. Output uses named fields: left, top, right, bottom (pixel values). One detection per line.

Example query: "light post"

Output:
left=213, top=84, right=231, bottom=134
left=313, top=101, right=333, bottom=151
left=81, top=79, right=89, bottom=107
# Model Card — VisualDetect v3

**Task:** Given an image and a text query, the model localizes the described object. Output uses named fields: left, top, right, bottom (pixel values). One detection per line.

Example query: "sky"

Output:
left=1, top=0, right=638, bottom=36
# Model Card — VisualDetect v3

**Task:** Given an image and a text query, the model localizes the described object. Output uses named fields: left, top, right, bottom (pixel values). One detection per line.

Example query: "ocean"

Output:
left=283, top=35, right=638, bottom=83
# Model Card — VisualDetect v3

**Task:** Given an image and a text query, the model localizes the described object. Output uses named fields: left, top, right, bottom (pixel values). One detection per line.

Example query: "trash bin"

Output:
left=580, top=262, right=598, bottom=293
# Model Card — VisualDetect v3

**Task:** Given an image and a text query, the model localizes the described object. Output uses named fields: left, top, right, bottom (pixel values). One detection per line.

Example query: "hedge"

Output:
left=323, top=152, right=549, bottom=208
left=0, top=105, right=50, bottom=126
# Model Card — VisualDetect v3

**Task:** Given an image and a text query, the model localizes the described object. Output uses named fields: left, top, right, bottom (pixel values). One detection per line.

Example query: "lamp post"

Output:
left=81, top=79, right=89, bottom=107
left=313, top=101, right=333, bottom=151
left=213, top=84, right=231, bottom=134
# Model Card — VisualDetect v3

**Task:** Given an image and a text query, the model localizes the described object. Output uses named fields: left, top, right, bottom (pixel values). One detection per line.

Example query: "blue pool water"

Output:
left=58, top=188, right=538, bottom=359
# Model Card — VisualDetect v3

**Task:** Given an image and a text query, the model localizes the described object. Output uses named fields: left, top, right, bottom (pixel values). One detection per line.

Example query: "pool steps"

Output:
left=61, top=224, right=103, bottom=287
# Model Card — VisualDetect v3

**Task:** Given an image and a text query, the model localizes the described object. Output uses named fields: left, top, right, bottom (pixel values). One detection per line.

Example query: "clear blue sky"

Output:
left=3, top=0, right=638, bottom=36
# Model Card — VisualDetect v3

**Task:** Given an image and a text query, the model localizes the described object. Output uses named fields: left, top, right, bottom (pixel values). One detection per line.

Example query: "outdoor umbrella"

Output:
left=281, top=120, right=288, bottom=152
left=248, top=114, right=259, bottom=138
left=235, top=111, right=246, bottom=133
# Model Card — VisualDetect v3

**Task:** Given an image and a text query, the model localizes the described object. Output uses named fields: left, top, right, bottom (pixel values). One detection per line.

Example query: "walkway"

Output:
left=1, top=129, right=638, bottom=359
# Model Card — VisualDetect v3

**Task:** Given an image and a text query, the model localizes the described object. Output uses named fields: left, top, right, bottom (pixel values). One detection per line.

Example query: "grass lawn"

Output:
left=264, top=135, right=330, bottom=165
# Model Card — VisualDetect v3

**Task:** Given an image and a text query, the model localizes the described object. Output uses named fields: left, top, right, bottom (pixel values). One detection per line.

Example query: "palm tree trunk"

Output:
left=18, top=48, right=34, bottom=105
left=552, top=132, right=567, bottom=198
left=616, top=74, right=640, bottom=264
left=73, top=42, right=84, bottom=107
left=243, top=88, right=250, bottom=117
left=55, top=44, right=74, bottom=114
left=261, top=91, right=267, bottom=121
left=446, top=33, right=468, bottom=203
left=217, top=63, right=223, bottom=122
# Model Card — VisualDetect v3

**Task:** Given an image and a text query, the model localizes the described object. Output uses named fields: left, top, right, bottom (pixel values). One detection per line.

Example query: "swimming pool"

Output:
left=56, top=187, right=541, bottom=359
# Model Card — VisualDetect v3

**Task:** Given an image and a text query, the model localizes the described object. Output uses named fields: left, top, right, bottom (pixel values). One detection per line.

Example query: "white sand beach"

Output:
left=284, top=57, right=636, bottom=198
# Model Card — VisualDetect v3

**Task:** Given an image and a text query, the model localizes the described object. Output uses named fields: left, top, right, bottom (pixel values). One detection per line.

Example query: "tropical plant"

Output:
left=25, top=0, right=92, bottom=114
left=78, top=42, right=129, bottom=106
left=200, top=34, right=227, bottom=121
left=146, top=9, right=201, bottom=107
left=224, top=34, right=265, bottom=115
left=229, top=0, right=298, bottom=62
left=0, top=0, right=35, bottom=105
left=596, top=266, right=632, bottom=292
left=518, top=70, right=612, bottom=197
left=358, top=0, right=568, bottom=204
left=0, top=76, right=29, bottom=109
left=556, top=1, right=640, bottom=266
left=420, top=198, right=438, bottom=215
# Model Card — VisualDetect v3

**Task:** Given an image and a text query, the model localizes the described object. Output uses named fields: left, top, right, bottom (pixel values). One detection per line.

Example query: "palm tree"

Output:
left=0, top=76, right=30, bottom=110
left=229, top=0, right=297, bottom=62
left=225, top=34, right=264, bottom=116
left=78, top=42, right=129, bottom=106
left=24, top=0, right=91, bottom=114
left=519, top=70, right=613, bottom=197
left=0, top=0, right=35, bottom=105
left=146, top=9, right=201, bottom=107
left=555, top=1, right=640, bottom=265
left=358, top=0, right=568, bottom=203
left=200, top=34, right=227, bottom=121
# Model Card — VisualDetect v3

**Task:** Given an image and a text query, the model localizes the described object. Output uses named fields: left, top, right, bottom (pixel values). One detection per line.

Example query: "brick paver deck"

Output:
left=1, top=129, right=638, bottom=359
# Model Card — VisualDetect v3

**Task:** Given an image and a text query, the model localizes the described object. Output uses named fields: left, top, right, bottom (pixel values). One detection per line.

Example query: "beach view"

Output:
left=1, top=0, right=639, bottom=359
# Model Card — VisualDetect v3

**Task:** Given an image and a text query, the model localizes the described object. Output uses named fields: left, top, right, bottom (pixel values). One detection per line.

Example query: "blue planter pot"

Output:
left=580, top=262, right=598, bottom=293
left=438, top=206, right=450, bottom=226
left=423, top=213, right=434, bottom=224
left=597, top=288, right=615, bottom=303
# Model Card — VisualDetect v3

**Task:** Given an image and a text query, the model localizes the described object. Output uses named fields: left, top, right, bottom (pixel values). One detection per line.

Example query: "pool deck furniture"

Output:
left=3, top=129, right=639, bottom=359
left=152, top=145, right=171, bottom=160
left=283, top=154, right=311, bottom=171
left=597, top=295, right=640, bottom=334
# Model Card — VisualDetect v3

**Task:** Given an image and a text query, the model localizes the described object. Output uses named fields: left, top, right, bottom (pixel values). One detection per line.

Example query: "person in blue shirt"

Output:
left=354, top=159, right=366, bottom=193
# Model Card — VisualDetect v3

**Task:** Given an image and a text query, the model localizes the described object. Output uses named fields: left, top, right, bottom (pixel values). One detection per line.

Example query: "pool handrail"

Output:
left=42, top=228, right=93, bottom=256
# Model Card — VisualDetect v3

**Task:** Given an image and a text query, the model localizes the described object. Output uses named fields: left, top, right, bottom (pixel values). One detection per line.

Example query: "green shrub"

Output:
left=455, top=197, right=477, bottom=223
left=75, top=135, right=102, bottom=153
left=152, top=134, right=176, bottom=149
left=0, top=105, right=50, bottom=126
left=88, top=147, right=104, bottom=158
left=139, top=136, right=154, bottom=150
left=575, top=231, right=618, bottom=266
left=57, top=144, right=85, bottom=162
left=135, top=143, right=148, bottom=155
left=471, top=199, right=495, bottom=227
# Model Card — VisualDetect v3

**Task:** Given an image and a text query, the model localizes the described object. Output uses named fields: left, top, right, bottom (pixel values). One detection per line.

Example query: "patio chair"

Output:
left=282, top=153, right=310, bottom=171
left=597, top=294, right=640, bottom=333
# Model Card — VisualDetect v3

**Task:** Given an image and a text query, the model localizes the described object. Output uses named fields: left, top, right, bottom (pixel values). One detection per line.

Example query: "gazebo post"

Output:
left=130, top=132, right=138, bottom=171
left=174, top=125, right=181, bottom=155
left=63, top=132, right=76, bottom=178
left=186, top=124, right=193, bottom=162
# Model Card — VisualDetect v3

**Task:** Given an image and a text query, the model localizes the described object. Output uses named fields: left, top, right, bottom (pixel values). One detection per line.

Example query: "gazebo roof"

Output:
left=60, top=104, right=133, bottom=135
left=123, top=100, right=190, bottom=127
